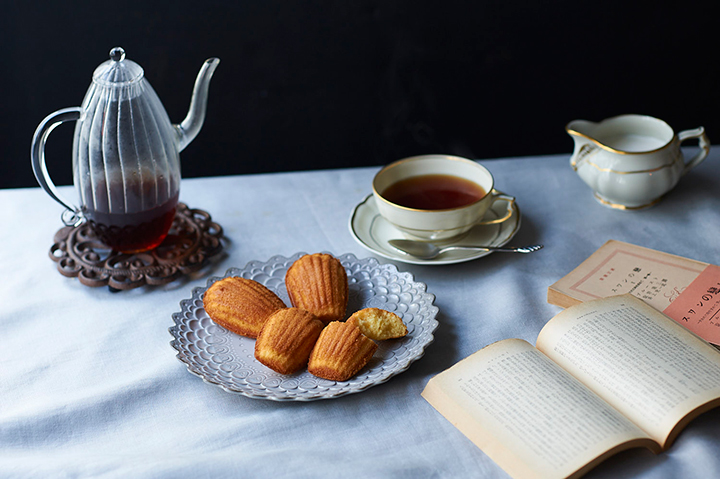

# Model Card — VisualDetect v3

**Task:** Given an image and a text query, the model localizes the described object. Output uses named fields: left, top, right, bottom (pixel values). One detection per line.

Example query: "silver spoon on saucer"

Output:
left=388, top=239, right=543, bottom=260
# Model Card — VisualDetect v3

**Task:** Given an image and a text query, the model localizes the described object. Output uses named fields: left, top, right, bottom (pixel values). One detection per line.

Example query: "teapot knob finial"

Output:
left=109, top=47, right=126, bottom=62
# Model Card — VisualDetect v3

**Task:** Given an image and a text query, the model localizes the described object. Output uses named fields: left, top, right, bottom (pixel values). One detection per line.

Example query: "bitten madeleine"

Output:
left=255, top=308, right=325, bottom=375
left=308, top=321, right=378, bottom=381
left=346, top=308, right=408, bottom=341
left=203, top=277, right=286, bottom=338
left=285, top=253, right=348, bottom=324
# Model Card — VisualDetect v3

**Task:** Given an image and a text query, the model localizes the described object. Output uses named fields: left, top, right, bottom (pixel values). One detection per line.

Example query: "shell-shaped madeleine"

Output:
left=255, top=308, right=325, bottom=375
left=285, top=253, right=348, bottom=324
left=203, top=277, right=286, bottom=338
left=308, top=321, right=378, bottom=381
left=346, top=308, right=408, bottom=341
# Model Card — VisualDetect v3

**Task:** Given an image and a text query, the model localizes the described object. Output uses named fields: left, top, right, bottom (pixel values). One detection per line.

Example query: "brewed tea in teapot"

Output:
left=31, top=47, right=220, bottom=252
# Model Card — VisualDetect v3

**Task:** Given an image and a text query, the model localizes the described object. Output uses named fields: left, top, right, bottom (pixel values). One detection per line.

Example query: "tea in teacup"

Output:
left=372, top=155, right=515, bottom=241
left=380, top=174, right=487, bottom=210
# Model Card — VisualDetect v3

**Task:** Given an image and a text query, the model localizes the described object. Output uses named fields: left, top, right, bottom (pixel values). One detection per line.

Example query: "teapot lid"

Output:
left=92, top=47, right=144, bottom=86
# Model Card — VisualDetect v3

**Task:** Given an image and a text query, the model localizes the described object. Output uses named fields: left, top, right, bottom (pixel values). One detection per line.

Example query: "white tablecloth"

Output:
left=2, top=152, right=719, bottom=478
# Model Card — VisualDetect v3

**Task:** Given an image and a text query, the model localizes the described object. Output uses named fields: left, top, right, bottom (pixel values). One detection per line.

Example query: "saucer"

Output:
left=348, top=193, right=521, bottom=265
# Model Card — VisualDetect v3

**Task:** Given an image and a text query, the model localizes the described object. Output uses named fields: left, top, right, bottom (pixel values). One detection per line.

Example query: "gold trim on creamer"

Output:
left=372, top=155, right=493, bottom=212
left=594, top=193, right=662, bottom=210
left=570, top=144, right=600, bottom=171
left=575, top=154, right=681, bottom=175
left=565, top=114, right=674, bottom=156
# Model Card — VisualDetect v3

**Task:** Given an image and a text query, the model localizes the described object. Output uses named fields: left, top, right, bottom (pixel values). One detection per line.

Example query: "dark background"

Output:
left=3, top=0, right=718, bottom=189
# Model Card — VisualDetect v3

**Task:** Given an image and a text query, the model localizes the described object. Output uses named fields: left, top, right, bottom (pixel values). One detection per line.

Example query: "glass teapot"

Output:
left=31, top=47, right=220, bottom=253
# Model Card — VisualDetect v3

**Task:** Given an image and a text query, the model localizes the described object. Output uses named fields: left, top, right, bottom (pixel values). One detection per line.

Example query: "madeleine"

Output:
left=255, top=308, right=325, bottom=375
left=285, top=253, right=348, bottom=324
left=308, top=321, right=378, bottom=381
left=203, top=277, right=286, bottom=338
left=346, top=308, right=408, bottom=341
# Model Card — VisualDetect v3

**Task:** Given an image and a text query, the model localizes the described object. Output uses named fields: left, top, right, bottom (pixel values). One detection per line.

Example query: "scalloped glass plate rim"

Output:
left=169, top=252, right=439, bottom=401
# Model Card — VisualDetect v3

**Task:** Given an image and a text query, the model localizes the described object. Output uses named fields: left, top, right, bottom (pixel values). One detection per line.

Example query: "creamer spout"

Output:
left=565, top=119, right=597, bottom=140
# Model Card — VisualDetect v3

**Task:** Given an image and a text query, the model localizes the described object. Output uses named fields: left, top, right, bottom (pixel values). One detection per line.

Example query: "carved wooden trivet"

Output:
left=50, top=203, right=224, bottom=291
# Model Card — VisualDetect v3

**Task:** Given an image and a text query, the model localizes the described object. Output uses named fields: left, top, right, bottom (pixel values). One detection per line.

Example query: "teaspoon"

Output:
left=388, top=239, right=543, bottom=260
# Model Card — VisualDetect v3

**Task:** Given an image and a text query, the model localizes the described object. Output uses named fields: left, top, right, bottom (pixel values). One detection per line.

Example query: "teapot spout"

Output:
left=176, top=57, right=220, bottom=152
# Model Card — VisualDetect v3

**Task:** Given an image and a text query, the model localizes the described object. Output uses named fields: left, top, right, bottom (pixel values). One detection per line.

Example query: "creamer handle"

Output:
left=678, top=127, right=710, bottom=176
left=30, top=107, right=85, bottom=226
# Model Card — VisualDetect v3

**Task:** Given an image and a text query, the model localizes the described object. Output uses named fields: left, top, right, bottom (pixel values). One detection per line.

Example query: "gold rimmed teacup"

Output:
left=372, top=155, right=515, bottom=242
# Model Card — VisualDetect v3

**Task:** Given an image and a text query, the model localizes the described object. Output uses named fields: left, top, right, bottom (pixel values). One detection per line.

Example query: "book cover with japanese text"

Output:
left=548, top=240, right=720, bottom=345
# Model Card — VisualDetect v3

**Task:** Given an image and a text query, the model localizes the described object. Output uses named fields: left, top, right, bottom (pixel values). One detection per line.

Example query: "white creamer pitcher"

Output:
left=567, top=114, right=710, bottom=209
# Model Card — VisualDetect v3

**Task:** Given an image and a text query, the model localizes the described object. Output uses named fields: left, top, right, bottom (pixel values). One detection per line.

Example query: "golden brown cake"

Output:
left=308, top=321, right=378, bottom=381
left=346, top=308, right=408, bottom=341
left=203, top=277, right=286, bottom=338
left=285, top=253, right=348, bottom=324
left=254, top=308, right=325, bottom=375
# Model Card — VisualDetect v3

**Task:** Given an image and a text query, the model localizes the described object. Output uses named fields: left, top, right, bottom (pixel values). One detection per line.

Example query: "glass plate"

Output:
left=169, top=252, right=439, bottom=401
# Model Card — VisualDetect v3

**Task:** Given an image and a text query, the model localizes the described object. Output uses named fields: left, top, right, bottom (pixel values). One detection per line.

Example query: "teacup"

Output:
left=567, top=114, right=710, bottom=209
left=372, top=155, right=515, bottom=241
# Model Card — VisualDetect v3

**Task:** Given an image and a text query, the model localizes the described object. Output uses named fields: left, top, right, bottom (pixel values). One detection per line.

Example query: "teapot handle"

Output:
left=30, top=107, right=84, bottom=226
left=678, top=127, right=710, bottom=176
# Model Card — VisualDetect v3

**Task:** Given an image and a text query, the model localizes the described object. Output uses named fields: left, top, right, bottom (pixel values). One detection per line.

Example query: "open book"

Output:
left=422, top=295, right=720, bottom=479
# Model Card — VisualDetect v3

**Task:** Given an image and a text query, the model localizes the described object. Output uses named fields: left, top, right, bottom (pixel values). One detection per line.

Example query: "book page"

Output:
left=537, top=295, right=720, bottom=448
left=422, top=339, right=655, bottom=479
